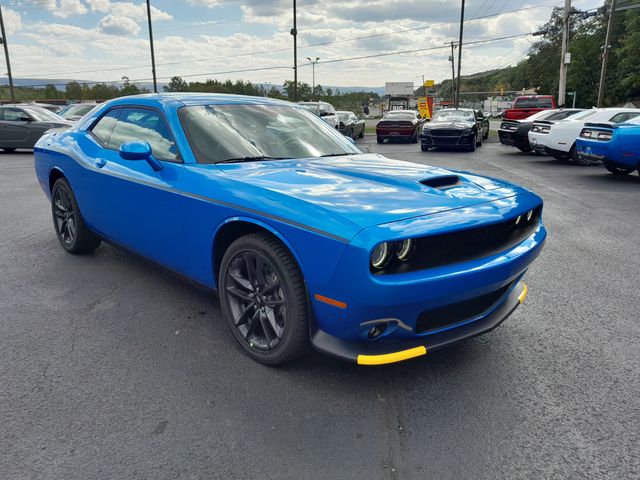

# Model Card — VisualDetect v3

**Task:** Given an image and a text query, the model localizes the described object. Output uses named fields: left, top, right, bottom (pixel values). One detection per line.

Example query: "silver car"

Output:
left=0, top=105, right=73, bottom=152
left=297, top=101, right=339, bottom=129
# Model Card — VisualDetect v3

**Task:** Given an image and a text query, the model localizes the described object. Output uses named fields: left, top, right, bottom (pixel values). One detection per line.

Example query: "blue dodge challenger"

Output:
left=34, top=94, right=546, bottom=365
left=576, top=116, right=640, bottom=176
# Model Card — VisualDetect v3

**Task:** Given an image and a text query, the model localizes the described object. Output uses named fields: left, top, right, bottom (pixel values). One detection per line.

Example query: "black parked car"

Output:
left=421, top=108, right=482, bottom=152
left=336, top=110, right=365, bottom=139
left=498, top=108, right=584, bottom=152
left=0, top=105, right=73, bottom=152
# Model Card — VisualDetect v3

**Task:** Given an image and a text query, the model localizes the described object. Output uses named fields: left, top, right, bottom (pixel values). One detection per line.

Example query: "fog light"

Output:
left=368, top=323, right=388, bottom=339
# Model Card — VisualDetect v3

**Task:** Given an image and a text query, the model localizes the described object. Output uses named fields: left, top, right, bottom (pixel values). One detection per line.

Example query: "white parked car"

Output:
left=297, top=101, right=339, bottom=129
left=528, top=108, right=640, bottom=164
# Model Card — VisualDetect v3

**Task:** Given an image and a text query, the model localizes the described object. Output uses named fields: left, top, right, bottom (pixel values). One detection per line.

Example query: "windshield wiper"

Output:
left=216, top=156, right=284, bottom=164
left=319, top=152, right=357, bottom=157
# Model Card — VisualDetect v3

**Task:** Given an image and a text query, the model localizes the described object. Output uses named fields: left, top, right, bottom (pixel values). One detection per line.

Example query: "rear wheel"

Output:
left=218, top=233, right=309, bottom=365
left=517, top=145, right=533, bottom=153
left=51, top=178, right=101, bottom=254
left=2, top=148, right=16, bottom=153
left=571, top=145, right=590, bottom=165
left=377, top=136, right=383, bottom=144
left=604, top=164, right=635, bottom=175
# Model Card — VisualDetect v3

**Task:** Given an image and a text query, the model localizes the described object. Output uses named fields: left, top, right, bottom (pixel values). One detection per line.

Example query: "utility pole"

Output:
left=455, top=0, right=465, bottom=109
left=0, top=5, right=15, bottom=103
left=307, top=57, right=319, bottom=99
left=558, top=0, right=571, bottom=107
left=449, top=41, right=456, bottom=107
left=597, top=0, right=616, bottom=107
left=146, top=0, right=157, bottom=93
left=291, top=0, right=298, bottom=102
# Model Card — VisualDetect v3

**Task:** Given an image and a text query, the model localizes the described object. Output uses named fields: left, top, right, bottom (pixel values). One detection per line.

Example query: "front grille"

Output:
left=432, top=137, right=461, bottom=146
left=373, top=206, right=542, bottom=275
left=431, top=129, right=463, bottom=136
left=415, top=281, right=515, bottom=333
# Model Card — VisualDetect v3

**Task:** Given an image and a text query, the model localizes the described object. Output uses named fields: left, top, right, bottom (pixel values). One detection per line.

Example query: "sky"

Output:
left=1, top=0, right=603, bottom=89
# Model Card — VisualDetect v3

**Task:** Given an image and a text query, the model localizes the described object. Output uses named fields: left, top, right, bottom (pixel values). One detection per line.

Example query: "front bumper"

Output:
left=311, top=281, right=529, bottom=364
left=421, top=131, right=475, bottom=148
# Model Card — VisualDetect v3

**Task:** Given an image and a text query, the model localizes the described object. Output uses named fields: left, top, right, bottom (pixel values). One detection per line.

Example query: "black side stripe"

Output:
left=70, top=157, right=350, bottom=243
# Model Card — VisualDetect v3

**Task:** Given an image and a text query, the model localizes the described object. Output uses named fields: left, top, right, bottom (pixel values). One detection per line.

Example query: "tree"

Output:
left=65, top=81, right=83, bottom=100
left=164, top=76, right=189, bottom=92
left=43, top=84, right=60, bottom=99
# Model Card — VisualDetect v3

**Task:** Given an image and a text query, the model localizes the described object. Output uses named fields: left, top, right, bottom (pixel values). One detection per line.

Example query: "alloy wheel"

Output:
left=224, top=250, right=287, bottom=351
left=53, top=186, right=76, bottom=246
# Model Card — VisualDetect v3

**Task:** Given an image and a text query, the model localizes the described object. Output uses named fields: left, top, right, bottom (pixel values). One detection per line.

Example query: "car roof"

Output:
left=105, top=93, right=294, bottom=108
left=336, top=110, right=355, bottom=114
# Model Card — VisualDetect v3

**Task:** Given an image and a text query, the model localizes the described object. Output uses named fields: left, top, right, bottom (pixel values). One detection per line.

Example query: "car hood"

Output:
left=217, top=154, right=529, bottom=228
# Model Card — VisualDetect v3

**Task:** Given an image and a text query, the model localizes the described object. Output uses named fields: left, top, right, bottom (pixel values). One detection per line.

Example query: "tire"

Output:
left=476, top=134, right=483, bottom=147
left=51, top=178, right=101, bottom=254
left=468, top=134, right=477, bottom=152
left=411, top=131, right=418, bottom=143
left=517, top=145, right=533, bottom=153
left=377, top=136, right=383, bottom=144
left=570, top=145, right=590, bottom=165
left=604, top=164, right=634, bottom=175
left=2, top=148, right=16, bottom=153
left=483, top=129, right=489, bottom=140
left=218, top=233, right=309, bottom=365
left=358, top=128, right=364, bottom=139
left=421, top=144, right=429, bottom=152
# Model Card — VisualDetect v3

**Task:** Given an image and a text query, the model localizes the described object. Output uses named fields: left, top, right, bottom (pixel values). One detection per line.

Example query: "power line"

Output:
left=17, top=2, right=561, bottom=79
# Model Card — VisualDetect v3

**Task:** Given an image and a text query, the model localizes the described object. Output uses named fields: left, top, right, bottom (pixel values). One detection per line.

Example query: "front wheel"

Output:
left=604, top=164, right=635, bottom=175
left=377, top=136, right=383, bottom=144
left=358, top=128, right=364, bottom=139
left=468, top=134, right=477, bottom=152
left=218, top=233, right=309, bottom=365
left=421, top=144, right=429, bottom=152
left=2, top=147, right=16, bottom=153
left=51, top=178, right=101, bottom=254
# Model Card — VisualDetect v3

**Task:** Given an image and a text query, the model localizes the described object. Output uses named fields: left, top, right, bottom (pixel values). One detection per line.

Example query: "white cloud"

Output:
left=98, top=14, right=141, bottom=35
left=107, top=2, right=172, bottom=21
left=187, top=0, right=222, bottom=7
left=2, top=8, right=21, bottom=36
left=86, top=0, right=112, bottom=12
left=47, top=0, right=89, bottom=18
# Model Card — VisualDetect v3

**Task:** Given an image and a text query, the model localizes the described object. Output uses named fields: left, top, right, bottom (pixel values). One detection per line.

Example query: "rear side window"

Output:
left=609, top=112, right=640, bottom=123
left=2, top=108, right=31, bottom=122
left=108, top=108, right=179, bottom=162
left=91, top=109, right=122, bottom=145
left=546, top=110, right=579, bottom=121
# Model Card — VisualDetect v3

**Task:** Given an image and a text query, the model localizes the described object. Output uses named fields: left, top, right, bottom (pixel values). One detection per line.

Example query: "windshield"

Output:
left=432, top=110, right=474, bottom=122
left=514, top=97, right=554, bottom=108
left=383, top=112, right=415, bottom=120
left=22, top=106, right=65, bottom=122
left=179, top=104, right=361, bottom=164
left=567, top=110, right=598, bottom=121
left=62, top=104, right=96, bottom=118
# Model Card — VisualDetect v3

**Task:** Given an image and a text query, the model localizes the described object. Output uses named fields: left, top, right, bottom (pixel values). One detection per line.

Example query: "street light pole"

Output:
left=455, top=0, right=465, bottom=109
left=449, top=41, right=456, bottom=107
left=291, top=0, right=298, bottom=101
left=558, top=0, right=571, bottom=106
left=307, top=57, right=319, bottom=99
left=597, top=0, right=616, bottom=107
left=146, top=0, right=158, bottom=93
left=0, top=5, right=16, bottom=103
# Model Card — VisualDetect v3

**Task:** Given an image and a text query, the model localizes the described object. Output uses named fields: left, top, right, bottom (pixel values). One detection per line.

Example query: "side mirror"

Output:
left=19, top=116, right=32, bottom=122
left=119, top=141, right=163, bottom=172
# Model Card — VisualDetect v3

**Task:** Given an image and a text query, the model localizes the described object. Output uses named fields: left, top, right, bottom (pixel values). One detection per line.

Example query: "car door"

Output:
left=82, top=106, right=188, bottom=273
left=0, top=108, right=32, bottom=147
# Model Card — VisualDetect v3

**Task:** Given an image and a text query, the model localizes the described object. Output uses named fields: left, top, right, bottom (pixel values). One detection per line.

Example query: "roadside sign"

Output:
left=418, top=97, right=433, bottom=119
left=424, top=80, right=435, bottom=88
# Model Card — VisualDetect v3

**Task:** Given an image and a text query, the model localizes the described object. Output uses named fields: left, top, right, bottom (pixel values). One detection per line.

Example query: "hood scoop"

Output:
left=420, top=175, right=461, bottom=190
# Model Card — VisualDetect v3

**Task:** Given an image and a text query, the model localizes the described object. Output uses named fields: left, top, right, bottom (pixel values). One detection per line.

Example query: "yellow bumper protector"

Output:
left=518, top=283, right=529, bottom=304
left=357, top=346, right=427, bottom=365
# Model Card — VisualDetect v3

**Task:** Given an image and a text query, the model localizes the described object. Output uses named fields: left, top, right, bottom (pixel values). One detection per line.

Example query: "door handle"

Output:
left=95, top=158, right=107, bottom=168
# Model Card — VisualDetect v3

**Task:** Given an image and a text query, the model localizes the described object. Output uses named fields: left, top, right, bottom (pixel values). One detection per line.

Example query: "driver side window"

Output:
left=107, top=107, right=179, bottom=162
left=3, top=108, right=31, bottom=122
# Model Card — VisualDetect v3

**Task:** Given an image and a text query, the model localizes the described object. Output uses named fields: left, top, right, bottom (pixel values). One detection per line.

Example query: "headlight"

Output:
left=370, top=242, right=392, bottom=269
left=463, top=128, right=472, bottom=134
left=395, top=239, right=415, bottom=261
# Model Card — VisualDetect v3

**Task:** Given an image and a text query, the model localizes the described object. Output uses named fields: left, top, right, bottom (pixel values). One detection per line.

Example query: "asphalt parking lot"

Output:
left=1, top=139, right=639, bottom=479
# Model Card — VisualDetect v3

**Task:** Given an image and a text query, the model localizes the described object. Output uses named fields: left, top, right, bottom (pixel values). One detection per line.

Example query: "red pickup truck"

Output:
left=502, top=95, right=557, bottom=120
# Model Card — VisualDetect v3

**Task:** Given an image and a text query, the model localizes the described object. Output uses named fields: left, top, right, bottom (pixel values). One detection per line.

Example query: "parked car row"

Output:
left=421, top=108, right=489, bottom=152
left=499, top=106, right=640, bottom=177
left=0, top=104, right=73, bottom=152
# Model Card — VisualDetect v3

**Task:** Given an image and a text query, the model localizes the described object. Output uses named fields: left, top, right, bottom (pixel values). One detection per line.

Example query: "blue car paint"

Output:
left=35, top=93, right=546, bottom=362
left=576, top=121, right=640, bottom=171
